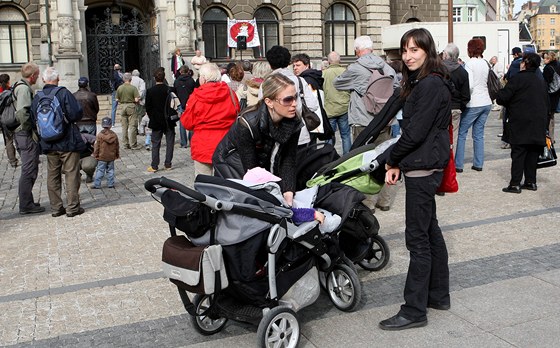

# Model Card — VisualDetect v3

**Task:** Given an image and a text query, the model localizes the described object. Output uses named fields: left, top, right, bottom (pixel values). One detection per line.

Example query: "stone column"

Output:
left=57, top=0, right=75, bottom=52
left=175, top=0, right=193, bottom=51
left=365, top=0, right=391, bottom=54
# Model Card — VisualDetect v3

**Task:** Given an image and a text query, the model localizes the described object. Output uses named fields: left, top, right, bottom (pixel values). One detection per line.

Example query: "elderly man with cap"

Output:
left=73, top=77, right=99, bottom=136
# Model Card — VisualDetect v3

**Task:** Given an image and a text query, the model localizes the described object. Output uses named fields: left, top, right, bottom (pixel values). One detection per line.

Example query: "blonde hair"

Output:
left=547, top=51, right=557, bottom=62
left=252, top=61, right=272, bottom=79
left=261, top=74, right=295, bottom=101
left=198, top=63, right=222, bottom=82
left=21, top=62, right=39, bottom=79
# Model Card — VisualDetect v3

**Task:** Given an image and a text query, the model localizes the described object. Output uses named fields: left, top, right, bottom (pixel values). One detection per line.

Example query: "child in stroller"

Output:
left=145, top=174, right=363, bottom=348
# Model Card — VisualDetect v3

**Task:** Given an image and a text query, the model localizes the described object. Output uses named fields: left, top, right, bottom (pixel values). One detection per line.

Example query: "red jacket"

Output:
left=181, top=81, right=239, bottom=163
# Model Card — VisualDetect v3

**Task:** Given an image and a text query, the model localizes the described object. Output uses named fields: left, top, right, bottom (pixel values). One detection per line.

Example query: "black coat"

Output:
left=387, top=74, right=452, bottom=172
left=213, top=103, right=302, bottom=193
left=443, top=60, right=470, bottom=111
left=173, top=74, right=196, bottom=108
left=145, top=84, right=175, bottom=131
left=496, top=69, right=548, bottom=146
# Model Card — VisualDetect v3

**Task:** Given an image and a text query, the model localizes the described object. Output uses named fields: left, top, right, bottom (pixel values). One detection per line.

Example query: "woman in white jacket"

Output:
left=455, top=38, right=493, bottom=172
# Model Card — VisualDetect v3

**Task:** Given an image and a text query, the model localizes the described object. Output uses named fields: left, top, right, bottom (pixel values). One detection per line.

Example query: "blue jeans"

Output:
left=94, top=160, right=115, bottom=187
left=327, top=113, right=352, bottom=154
left=455, top=105, right=492, bottom=169
left=111, top=91, right=118, bottom=126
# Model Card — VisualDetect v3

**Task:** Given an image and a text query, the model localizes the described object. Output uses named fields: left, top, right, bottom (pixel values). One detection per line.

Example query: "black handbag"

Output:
left=537, top=136, right=557, bottom=169
left=297, top=78, right=321, bottom=130
left=486, top=61, right=501, bottom=100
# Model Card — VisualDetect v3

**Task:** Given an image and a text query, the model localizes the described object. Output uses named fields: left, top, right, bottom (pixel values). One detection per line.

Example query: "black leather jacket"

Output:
left=213, top=103, right=302, bottom=193
left=73, top=88, right=99, bottom=124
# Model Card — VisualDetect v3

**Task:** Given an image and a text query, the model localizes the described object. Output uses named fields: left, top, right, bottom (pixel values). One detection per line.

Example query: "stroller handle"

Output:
left=144, top=177, right=218, bottom=208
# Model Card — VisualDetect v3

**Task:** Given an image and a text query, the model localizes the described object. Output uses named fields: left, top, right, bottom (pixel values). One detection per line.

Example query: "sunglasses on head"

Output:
left=275, top=95, right=297, bottom=106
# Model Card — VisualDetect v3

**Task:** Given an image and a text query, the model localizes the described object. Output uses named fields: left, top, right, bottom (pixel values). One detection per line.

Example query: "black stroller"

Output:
left=145, top=175, right=363, bottom=348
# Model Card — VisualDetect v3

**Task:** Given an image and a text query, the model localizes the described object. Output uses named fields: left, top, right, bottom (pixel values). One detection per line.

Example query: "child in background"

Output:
left=92, top=117, right=120, bottom=188
left=139, top=114, right=152, bottom=150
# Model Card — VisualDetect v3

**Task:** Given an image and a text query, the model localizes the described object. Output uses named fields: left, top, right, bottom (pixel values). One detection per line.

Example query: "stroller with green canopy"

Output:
left=304, top=138, right=397, bottom=272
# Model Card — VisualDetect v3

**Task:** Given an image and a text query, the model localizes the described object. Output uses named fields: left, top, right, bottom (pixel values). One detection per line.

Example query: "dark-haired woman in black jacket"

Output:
left=380, top=28, right=452, bottom=331
left=496, top=53, right=548, bottom=193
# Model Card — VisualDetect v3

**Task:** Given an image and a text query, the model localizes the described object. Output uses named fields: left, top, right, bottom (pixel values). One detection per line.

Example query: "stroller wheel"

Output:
left=357, top=235, right=390, bottom=271
left=257, top=306, right=300, bottom=348
left=190, top=294, right=228, bottom=335
left=326, top=263, right=362, bottom=312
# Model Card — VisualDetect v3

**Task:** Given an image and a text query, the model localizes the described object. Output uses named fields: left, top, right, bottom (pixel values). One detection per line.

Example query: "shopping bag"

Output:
left=537, top=136, right=557, bottom=169
left=437, top=125, right=458, bottom=193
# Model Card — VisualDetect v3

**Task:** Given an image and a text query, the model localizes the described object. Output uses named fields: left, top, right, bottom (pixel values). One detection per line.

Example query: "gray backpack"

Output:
left=0, top=82, right=21, bottom=130
left=361, top=68, right=394, bottom=115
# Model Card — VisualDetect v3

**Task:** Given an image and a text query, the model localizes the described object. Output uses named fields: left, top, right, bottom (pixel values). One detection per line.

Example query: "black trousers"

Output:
left=151, top=128, right=176, bottom=169
left=509, top=144, right=541, bottom=186
left=399, top=172, right=450, bottom=321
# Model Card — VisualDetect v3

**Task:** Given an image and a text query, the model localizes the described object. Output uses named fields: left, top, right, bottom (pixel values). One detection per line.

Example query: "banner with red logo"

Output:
left=227, top=19, right=260, bottom=48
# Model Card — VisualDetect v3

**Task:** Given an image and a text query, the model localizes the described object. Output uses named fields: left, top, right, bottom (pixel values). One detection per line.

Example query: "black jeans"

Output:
left=509, top=144, right=541, bottom=186
left=151, top=128, right=176, bottom=169
left=14, top=132, right=41, bottom=210
left=398, top=171, right=449, bottom=321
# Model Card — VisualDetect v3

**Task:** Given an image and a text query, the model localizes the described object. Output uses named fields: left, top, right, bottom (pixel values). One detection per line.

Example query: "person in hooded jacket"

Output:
left=213, top=74, right=301, bottom=206
left=181, top=63, right=239, bottom=176
left=380, top=28, right=451, bottom=331
left=441, top=43, right=470, bottom=149
left=333, top=35, right=399, bottom=134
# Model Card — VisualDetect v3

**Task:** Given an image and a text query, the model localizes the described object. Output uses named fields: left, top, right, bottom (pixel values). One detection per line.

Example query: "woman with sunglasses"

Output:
left=380, top=28, right=451, bottom=330
left=213, top=73, right=301, bottom=206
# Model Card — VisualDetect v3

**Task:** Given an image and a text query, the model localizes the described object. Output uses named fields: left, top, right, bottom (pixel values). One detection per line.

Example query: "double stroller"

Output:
left=146, top=175, right=363, bottom=348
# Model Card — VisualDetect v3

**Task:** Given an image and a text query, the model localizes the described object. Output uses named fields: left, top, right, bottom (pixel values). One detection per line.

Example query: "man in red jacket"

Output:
left=181, top=63, right=239, bottom=176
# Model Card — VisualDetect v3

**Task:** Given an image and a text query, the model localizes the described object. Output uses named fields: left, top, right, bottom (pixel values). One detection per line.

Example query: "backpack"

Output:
left=0, top=82, right=23, bottom=130
left=362, top=68, right=394, bottom=115
left=35, top=87, right=67, bottom=142
left=164, top=88, right=181, bottom=122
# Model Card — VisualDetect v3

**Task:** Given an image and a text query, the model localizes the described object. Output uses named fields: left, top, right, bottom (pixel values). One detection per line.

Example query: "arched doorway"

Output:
left=85, top=6, right=159, bottom=94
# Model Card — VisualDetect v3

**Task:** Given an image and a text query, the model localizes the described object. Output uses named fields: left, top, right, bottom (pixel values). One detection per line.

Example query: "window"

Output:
left=552, top=18, right=556, bottom=25
left=0, top=6, right=29, bottom=64
left=253, top=7, right=278, bottom=58
left=467, top=7, right=475, bottom=22
left=453, top=7, right=462, bottom=22
left=324, top=3, right=356, bottom=56
left=552, top=29, right=556, bottom=37
left=551, top=39, right=555, bottom=47
left=551, top=5, right=556, bottom=13
left=202, top=7, right=229, bottom=59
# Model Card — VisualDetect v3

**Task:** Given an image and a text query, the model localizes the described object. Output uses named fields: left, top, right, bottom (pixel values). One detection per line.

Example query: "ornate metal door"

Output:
left=86, top=7, right=160, bottom=94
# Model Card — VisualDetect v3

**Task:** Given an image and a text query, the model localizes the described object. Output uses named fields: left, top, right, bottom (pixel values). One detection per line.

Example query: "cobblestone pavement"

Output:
left=1, top=113, right=560, bottom=347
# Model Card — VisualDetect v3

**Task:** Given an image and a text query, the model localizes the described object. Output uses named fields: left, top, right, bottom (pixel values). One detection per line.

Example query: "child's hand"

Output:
left=314, top=211, right=325, bottom=224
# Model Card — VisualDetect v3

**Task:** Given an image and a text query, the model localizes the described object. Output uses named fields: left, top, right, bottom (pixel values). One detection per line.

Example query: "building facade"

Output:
left=1, top=0, right=447, bottom=94
left=529, top=0, right=560, bottom=52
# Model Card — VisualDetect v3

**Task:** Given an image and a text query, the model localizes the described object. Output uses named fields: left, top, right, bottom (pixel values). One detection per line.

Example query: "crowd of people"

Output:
left=0, top=31, right=554, bottom=331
